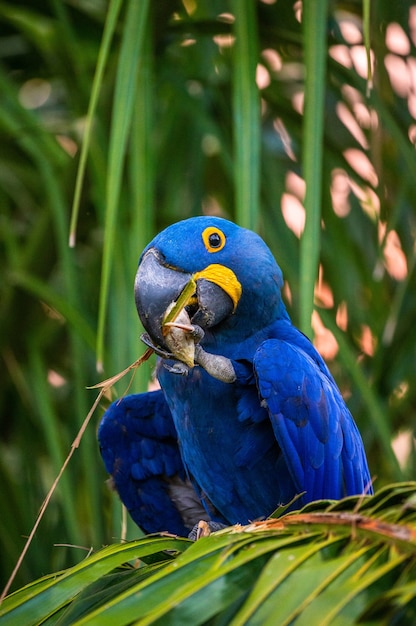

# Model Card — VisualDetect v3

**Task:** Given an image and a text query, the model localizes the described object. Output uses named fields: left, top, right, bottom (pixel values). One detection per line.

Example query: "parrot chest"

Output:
left=157, top=361, right=289, bottom=524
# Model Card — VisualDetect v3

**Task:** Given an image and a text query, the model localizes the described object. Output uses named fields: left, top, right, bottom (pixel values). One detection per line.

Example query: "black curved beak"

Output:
left=134, top=248, right=234, bottom=352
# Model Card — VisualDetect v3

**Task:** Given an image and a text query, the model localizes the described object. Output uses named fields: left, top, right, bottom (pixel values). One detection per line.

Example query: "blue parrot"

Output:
left=98, top=216, right=372, bottom=537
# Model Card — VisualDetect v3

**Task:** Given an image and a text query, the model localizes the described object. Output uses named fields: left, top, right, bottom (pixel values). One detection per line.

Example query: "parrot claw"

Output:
left=162, top=361, right=190, bottom=375
left=140, top=333, right=175, bottom=359
left=188, top=520, right=227, bottom=541
left=141, top=331, right=190, bottom=375
left=190, top=324, right=204, bottom=342
left=163, top=321, right=204, bottom=343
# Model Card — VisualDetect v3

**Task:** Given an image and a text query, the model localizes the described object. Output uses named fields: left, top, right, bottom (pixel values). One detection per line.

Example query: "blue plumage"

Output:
left=99, top=217, right=372, bottom=535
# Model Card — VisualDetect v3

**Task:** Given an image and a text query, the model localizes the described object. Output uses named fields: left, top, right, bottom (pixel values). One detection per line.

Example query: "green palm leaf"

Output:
left=2, top=483, right=415, bottom=625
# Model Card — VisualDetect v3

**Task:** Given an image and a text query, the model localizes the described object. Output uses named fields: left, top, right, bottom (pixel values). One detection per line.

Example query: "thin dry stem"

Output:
left=0, top=348, right=154, bottom=604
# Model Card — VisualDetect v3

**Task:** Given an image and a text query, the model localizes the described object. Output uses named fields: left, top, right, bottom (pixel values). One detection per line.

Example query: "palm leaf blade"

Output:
left=1, top=484, right=416, bottom=626
left=0, top=538, right=188, bottom=626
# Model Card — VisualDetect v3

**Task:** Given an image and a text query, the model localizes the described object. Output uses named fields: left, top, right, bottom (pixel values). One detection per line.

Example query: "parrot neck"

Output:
left=276, top=299, right=291, bottom=322
left=202, top=296, right=292, bottom=350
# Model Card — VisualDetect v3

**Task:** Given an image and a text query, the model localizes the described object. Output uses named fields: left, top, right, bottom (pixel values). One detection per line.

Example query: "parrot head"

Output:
left=135, top=216, right=288, bottom=351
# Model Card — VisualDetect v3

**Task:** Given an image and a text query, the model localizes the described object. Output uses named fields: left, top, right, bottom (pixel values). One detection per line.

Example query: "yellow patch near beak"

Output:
left=162, top=263, right=242, bottom=333
left=160, top=263, right=241, bottom=368
left=193, top=264, right=242, bottom=310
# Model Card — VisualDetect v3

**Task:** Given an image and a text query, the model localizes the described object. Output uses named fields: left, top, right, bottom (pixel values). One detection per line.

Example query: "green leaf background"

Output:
left=1, top=0, right=416, bottom=615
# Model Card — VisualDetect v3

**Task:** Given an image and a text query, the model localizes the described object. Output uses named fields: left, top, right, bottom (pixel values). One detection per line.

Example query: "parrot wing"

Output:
left=253, top=339, right=372, bottom=504
left=98, top=389, right=211, bottom=536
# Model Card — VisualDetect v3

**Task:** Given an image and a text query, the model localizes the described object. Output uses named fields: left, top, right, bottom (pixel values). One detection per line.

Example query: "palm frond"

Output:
left=1, top=0, right=416, bottom=594
left=2, top=484, right=415, bottom=625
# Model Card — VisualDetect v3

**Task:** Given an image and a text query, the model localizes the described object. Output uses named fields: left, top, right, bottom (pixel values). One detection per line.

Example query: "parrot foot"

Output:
left=194, top=345, right=236, bottom=383
left=163, top=361, right=190, bottom=375
left=188, top=520, right=227, bottom=541
left=163, top=321, right=205, bottom=343
left=141, top=330, right=236, bottom=383
left=140, top=332, right=175, bottom=359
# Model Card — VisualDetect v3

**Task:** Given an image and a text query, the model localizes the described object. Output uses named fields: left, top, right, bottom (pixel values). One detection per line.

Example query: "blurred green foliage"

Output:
left=1, top=0, right=415, bottom=592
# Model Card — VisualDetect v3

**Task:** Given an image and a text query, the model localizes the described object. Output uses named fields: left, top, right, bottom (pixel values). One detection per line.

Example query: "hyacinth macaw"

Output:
left=98, top=216, right=372, bottom=537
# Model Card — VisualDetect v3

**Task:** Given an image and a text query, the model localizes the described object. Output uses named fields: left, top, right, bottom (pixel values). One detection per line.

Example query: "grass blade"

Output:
left=299, top=0, right=329, bottom=336
left=232, top=0, right=260, bottom=230
left=96, top=0, right=150, bottom=371
left=69, top=0, right=124, bottom=247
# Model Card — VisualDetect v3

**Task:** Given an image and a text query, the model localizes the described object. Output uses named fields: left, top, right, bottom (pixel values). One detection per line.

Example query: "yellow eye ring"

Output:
left=202, top=226, right=226, bottom=253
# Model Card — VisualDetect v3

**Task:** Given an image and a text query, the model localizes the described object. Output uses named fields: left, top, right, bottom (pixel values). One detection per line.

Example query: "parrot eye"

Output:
left=202, top=226, right=226, bottom=253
